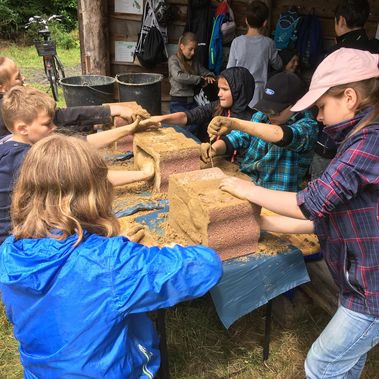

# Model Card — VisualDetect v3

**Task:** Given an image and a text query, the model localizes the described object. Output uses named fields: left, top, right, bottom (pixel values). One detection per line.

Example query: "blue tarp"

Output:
left=114, top=181, right=310, bottom=329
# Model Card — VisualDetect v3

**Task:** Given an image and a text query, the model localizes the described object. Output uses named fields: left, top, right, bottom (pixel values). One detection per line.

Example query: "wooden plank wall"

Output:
left=105, top=0, right=378, bottom=112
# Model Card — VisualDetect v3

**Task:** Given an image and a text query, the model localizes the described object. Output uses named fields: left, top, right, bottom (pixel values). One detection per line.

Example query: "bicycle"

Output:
left=25, top=15, right=65, bottom=101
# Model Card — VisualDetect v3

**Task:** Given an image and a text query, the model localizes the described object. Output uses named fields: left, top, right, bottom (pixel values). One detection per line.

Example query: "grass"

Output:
left=1, top=41, right=80, bottom=108
left=1, top=42, right=378, bottom=378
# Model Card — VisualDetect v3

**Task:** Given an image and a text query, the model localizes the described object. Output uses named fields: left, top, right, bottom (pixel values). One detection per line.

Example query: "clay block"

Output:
left=133, top=128, right=200, bottom=192
left=168, top=167, right=261, bottom=261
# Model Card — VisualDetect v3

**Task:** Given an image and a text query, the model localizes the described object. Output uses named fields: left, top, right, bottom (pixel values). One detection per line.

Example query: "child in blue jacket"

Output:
left=0, top=134, right=222, bottom=378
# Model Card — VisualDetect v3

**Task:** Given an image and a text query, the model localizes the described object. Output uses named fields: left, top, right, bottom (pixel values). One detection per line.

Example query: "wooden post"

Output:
left=78, top=0, right=110, bottom=75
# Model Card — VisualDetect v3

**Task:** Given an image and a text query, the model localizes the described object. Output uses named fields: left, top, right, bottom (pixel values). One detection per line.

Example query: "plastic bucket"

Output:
left=116, top=73, right=163, bottom=115
left=60, top=75, right=116, bottom=107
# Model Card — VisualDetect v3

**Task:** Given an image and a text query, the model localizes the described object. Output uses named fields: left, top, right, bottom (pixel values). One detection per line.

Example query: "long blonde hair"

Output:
left=12, top=134, right=120, bottom=245
left=325, top=77, right=379, bottom=139
left=176, top=32, right=198, bottom=74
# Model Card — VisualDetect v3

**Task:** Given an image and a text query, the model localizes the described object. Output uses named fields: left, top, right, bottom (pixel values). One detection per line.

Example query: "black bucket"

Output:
left=116, top=73, right=163, bottom=115
left=60, top=75, right=116, bottom=107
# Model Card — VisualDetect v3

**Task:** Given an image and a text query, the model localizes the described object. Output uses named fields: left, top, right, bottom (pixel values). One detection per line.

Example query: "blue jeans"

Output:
left=305, top=305, right=379, bottom=379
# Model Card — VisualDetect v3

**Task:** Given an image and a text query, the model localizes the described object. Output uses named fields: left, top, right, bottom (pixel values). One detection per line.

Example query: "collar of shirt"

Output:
left=336, top=28, right=368, bottom=44
left=323, top=108, right=373, bottom=143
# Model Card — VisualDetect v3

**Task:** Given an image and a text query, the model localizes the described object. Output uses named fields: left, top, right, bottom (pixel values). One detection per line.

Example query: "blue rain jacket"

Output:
left=0, top=232, right=222, bottom=378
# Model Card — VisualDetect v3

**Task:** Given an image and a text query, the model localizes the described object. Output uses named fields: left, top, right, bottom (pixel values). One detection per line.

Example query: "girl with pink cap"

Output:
left=217, top=48, right=379, bottom=378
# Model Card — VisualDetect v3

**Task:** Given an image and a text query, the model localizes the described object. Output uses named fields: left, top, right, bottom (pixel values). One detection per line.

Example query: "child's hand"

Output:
left=200, top=143, right=217, bottom=163
left=208, top=116, right=234, bottom=140
left=110, top=103, right=150, bottom=125
left=125, top=225, right=145, bottom=243
left=202, top=76, right=216, bottom=85
left=219, top=176, right=256, bottom=200
left=138, top=117, right=162, bottom=130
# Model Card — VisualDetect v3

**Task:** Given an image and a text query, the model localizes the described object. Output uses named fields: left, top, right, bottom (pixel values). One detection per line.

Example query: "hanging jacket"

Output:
left=208, top=14, right=225, bottom=75
left=0, top=232, right=222, bottom=378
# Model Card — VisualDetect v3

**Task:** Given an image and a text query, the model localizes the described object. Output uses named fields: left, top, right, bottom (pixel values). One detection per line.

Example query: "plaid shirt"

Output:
left=224, top=110, right=318, bottom=191
left=297, top=111, right=379, bottom=316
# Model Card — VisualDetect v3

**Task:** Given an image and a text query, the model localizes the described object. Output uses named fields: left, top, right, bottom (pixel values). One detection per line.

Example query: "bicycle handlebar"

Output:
left=25, top=15, right=63, bottom=29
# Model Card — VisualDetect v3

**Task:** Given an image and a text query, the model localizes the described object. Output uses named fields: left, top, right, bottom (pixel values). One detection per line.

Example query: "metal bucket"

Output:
left=116, top=73, right=163, bottom=115
left=60, top=75, right=116, bottom=107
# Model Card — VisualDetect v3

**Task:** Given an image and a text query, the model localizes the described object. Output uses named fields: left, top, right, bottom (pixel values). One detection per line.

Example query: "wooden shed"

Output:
left=78, top=0, right=379, bottom=112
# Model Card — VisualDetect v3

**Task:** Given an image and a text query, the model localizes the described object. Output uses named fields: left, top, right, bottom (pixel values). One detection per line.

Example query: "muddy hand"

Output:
left=208, top=116, right=233, bottom=141
left=138, top=117, right=162, bottom=131
left=131, top=105, right=150, bottom=121
left=219, top=176, right=256, bottom=200
left=125, top=225, right=145, bottom=243
left=200, top=143, right=216, bottom=163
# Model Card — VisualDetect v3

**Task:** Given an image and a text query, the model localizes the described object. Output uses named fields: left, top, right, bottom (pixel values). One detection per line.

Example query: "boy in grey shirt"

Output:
left=227, top=0, right=282, bottom=108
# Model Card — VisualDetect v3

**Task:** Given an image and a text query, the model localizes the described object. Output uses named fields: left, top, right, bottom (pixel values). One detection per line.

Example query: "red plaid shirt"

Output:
left=297, top=110, right=379, bottom=316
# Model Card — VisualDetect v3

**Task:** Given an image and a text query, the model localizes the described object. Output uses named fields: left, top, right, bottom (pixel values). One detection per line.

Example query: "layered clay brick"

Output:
left=168, top=167, right=261, bottom=261
left=133, top=127, right=200, bottom=192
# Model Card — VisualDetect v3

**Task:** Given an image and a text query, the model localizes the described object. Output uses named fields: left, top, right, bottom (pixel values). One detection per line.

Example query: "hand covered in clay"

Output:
left=219, top=176, right=256, bottom=200
left=125, top=224, right=145, bottom=243
left=110, top=103, right=150, bottom=125
left=138, top=117, right=162, bottom=129
left=208, top=116, right=234, bottom=140
left=200, top=143, right=217, bottom=163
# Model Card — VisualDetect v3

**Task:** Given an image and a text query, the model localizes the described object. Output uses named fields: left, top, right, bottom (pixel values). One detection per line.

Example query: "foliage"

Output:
left=0, top=0, right=77, bottom=40
left=0, top=0, right=21, bottom=39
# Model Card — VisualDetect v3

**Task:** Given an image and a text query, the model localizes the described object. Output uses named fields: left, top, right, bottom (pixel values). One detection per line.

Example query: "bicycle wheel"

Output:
left=44, top=58, right=59, bottom=101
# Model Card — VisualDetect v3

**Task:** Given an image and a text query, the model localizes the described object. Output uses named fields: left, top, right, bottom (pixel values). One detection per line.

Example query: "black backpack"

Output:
left=135, top=0, right=168, bottom=68
left=136, top=26, right=167, bottom=68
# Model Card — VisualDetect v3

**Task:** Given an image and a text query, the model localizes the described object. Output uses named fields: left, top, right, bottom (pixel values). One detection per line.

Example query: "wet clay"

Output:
left=168, top=167, right=261, bottom=261
left=133, top=128, right=200, bottom=192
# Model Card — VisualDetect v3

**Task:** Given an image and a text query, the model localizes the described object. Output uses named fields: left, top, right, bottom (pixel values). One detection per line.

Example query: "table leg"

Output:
left=263, top=300, right=272, bottom=361
left=156, top=309, right=170, bottom=379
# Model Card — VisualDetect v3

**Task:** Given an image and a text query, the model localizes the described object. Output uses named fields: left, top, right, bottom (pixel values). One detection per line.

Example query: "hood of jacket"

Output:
left=220, top=66, right=255, bottom=119
left=0, top=234, right=80, bottom=293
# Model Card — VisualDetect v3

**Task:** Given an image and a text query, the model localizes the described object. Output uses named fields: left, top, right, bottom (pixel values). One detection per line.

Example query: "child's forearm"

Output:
left=86, top=123, right=136, bottom=149
left=231, top=118, right=284, bottom=143
left=107, top=170, right=152, bottom=186
left=212, top=140, right=227, bottom=155
left=157, top=112, right=188, bottom=126
left=260, top=215, right=314, bottom=233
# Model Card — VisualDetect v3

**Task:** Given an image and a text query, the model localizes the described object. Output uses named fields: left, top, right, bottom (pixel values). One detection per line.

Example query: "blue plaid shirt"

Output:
left=298, top=111, right=379, bottom=316
left=224, top=110, right=318, bottom=191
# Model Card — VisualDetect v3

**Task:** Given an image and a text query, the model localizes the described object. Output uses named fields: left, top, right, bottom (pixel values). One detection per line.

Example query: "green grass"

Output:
left=1, top=41, right=80, bottom=108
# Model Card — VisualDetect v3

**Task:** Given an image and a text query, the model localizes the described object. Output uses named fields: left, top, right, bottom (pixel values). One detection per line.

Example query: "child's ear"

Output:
left=13, top=121, right=29, bottom=135
left=263, top=20, right=268, bottom=28
left=344, top=88, right=359, bottom=111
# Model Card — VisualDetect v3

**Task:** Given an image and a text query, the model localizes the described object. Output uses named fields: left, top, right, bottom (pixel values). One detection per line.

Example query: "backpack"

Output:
left=219, top=0, right=236, bottom=45
left=296, top=13, right=322, bottom=69
left=273, top=9, right=301, bottom=50
left=135, top=0, right=168, bottom=68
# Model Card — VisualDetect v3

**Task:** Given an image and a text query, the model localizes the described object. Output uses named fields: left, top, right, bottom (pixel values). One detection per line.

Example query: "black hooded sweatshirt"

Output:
left=184, top=66, right=255, bottom=126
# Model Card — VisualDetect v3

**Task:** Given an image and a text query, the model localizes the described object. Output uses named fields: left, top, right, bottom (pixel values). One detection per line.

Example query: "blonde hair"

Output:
left=325, top=77, right=379, bottom=138
left=176, top=32, right=198, bottom=74
left=11, top=134, right=120, bottom=245
left=1, top=85, right=55, bottom=132
left=0, top=57, right=13, bottom=88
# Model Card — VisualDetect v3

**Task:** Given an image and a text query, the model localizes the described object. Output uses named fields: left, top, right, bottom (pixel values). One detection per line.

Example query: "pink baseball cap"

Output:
left=291, top=48, right=379, bottom=112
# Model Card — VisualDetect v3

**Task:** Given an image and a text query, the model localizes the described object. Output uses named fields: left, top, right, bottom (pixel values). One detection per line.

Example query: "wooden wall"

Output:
left=79, top=0, right=379, bottom=111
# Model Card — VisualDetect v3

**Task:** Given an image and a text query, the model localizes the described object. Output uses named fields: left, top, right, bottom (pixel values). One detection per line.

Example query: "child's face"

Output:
left=218, top=77, right=233, bottom=109
left=17, top=111, right=56, bottom=144
left=315, top=93, right=355, bottom=126
left=268, top=106, right=293, bottom=125
left=180, top=41, right=197, bottom=60
left=285, top=55, right=299, bottom=73
left=0, top=59, right=24, bottom=93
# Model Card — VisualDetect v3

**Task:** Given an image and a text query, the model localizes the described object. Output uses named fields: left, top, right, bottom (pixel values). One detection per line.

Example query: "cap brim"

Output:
left=254, top=98, right=289, bottom=115
left=291, top=87, right=329, bottom=112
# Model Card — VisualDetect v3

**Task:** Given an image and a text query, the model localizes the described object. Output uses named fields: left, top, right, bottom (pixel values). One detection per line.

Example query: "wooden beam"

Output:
left=79, top=0, right=110, bottom=75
